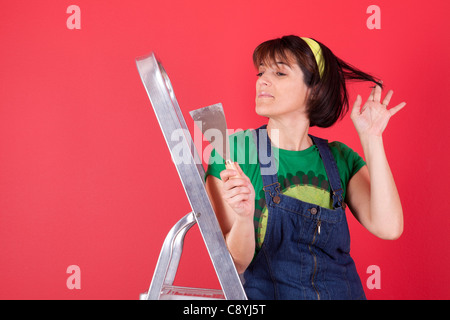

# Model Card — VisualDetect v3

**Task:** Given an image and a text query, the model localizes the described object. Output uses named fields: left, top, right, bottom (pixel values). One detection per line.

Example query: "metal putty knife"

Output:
left=189, top=103, right=240, bottom=176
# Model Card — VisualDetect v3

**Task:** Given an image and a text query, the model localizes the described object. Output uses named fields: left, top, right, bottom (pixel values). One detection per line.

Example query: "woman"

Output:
left=205, top=35, right=405, bottom=300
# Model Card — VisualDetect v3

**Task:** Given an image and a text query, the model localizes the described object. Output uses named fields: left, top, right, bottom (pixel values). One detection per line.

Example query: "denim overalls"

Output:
left=243, top=125, right=366, bottom=300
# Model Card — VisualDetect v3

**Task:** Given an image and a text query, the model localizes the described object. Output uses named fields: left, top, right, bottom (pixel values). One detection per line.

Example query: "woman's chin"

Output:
left=255, top=104, right=272, bottom=118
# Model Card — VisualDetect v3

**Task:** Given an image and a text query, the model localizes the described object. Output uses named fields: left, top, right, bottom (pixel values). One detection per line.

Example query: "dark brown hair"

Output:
left=253, top=35, right=382, bottom=128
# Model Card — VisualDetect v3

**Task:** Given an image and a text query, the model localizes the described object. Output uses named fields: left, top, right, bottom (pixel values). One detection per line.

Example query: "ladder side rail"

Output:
left=156, top=61, right=205, bottom=181
left=162, top=212, right=197, bottom=287
left=146, top=212, right=196, bottom=300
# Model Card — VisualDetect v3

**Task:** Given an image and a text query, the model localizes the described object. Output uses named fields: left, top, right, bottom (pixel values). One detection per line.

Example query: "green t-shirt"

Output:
left=205, top=129, right=366, bottom=252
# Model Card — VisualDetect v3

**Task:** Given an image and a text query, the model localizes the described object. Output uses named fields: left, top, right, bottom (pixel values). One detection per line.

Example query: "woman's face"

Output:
left=255, top=52, right=310, bottom=120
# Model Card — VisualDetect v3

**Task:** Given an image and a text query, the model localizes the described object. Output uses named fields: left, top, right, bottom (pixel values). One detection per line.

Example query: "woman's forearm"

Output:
left=225, top=215, right=255, bottom=274
left=360, top=134, right=403, bottom=239
left=205, top=174, right=256, bottom=274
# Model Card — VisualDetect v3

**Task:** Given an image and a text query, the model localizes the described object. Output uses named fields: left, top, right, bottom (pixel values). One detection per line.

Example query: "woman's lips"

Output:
left=257, top=92, right=274, bottom=98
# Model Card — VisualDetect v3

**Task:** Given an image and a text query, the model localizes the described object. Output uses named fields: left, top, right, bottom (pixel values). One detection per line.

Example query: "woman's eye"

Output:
left=256, top=71, right=286, bottom=77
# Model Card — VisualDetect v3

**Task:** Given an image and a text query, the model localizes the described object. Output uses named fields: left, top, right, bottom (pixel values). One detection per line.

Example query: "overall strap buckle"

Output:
left=263, top=182, right=282, bottom=204
left=332, top=188, right=346, bottom=208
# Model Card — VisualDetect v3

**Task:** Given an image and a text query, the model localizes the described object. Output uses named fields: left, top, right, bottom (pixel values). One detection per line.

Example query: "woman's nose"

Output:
left=257, top=74, right=271, bottom=87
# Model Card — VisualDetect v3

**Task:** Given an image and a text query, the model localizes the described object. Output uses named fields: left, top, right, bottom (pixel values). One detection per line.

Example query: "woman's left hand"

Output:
left=351, top=85, right=406, bottom=137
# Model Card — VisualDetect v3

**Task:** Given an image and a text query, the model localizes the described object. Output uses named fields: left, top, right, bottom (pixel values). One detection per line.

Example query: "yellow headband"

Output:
left=300, top=37, right=324, bottom=78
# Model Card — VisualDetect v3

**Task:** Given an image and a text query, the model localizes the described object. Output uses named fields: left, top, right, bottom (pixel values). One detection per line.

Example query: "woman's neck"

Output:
left=267, top=117, right=312, bottom=151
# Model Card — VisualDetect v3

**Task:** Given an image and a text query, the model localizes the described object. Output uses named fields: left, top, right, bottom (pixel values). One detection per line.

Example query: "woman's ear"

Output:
left=306, top=86, right=317, bottom=101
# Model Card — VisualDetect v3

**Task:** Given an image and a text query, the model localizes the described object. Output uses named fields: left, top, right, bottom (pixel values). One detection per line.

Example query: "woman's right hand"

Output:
left=219, top=162, right=255, bottom=218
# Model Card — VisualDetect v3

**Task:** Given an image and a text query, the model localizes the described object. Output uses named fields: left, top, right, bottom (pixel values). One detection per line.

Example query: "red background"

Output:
left=1, top=0, right=449, bottom=300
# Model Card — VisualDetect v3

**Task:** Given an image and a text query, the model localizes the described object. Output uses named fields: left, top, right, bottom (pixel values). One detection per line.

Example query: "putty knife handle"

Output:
left=225, top=160, right=241, bottom=178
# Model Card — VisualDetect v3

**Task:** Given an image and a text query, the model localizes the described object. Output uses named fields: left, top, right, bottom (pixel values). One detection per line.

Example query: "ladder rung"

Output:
left=161, top=285, right=225, bottom=300
left=140, top=285, right=225, bottom=300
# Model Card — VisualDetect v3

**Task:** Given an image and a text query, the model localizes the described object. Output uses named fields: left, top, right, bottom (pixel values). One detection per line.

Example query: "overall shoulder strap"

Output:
left=309, top=135, right=345, bottom=209
left=253, top=125, right=278, bottom=186
left=253, top=125, right=282, bottom=205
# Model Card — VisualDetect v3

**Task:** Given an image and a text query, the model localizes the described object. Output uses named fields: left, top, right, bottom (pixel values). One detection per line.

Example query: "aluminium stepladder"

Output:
left=135, top=53, right=247, bottom=300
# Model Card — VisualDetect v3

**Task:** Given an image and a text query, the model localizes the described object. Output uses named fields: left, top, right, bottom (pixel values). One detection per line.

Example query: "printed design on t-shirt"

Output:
left=254, top=171, right=333, bottom=249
